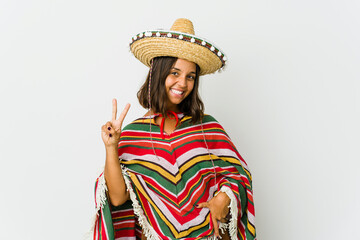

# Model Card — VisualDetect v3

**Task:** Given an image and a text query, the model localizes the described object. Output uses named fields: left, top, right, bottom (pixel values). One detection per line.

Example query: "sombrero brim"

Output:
left=130, top=30, right=227, bottom=75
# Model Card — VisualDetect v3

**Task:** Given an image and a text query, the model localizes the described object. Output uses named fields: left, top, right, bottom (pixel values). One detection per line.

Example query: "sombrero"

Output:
left=129, top=18, right=227, bottom=75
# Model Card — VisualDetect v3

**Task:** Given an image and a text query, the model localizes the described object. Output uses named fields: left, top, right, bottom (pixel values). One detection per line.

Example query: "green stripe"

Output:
left=102, top=199, right=115, bottom=239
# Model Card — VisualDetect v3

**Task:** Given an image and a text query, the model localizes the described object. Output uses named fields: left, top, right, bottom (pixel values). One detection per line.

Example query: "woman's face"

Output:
left=165, top=58, right=196, bottom=111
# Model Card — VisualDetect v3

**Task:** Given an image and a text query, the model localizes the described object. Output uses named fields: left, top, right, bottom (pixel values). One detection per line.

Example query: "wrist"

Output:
left=105, top=144, right=118, bottom=151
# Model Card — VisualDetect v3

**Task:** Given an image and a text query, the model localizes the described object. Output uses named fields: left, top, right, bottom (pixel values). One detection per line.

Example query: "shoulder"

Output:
left=180, top=113, right=219, bottom=123
left=180, top=113, right=223, bottom=127
left=201, top=114, right=229, bottom=135
left=202, top=114, right=221, bottom=124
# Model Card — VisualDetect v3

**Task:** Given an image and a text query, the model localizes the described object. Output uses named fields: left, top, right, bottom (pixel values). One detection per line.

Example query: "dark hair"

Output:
left=137, top=56, right=204, bottom=123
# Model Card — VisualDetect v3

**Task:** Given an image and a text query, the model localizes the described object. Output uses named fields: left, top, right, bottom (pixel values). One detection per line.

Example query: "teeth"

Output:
left=171, top=89, right=183, bottom=95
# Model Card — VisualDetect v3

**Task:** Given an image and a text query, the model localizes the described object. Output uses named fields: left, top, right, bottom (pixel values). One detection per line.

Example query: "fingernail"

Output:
left=108, top=127, right=111, bottom=130
left=109, top=134, right=112, bottom=137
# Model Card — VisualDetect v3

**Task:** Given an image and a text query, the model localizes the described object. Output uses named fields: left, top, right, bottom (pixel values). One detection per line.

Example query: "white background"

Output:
left=1, top=0, right=359, bottom=239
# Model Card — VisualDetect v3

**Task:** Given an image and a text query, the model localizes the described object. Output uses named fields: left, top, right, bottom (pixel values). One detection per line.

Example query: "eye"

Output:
left=171, top=71, right=179, bottom=76
left=187, top=75, right=195, bottom=80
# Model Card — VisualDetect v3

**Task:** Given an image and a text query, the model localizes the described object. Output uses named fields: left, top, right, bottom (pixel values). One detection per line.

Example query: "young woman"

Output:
left=91, top=18, right=256, bottom=240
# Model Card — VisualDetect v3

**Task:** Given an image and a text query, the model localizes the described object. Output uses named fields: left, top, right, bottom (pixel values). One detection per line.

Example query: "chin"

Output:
left=167, top=99, right=183, bottom=109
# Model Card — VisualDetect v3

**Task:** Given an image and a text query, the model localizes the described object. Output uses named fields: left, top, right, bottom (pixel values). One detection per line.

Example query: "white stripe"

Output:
left=175, top=147, right=212, bottom=166
left=247, top=211, right=255, bottom=225
left=113, top=219, right=135, bottom=226
left=147, top=204, right=166, bottom=237
left=120, top=139, right=170, bottom=147
left=111, top=208, right=135, bottom=214
left=120, top=153, right=179, bottom=174
left=207, top=148, right=250, bottom=172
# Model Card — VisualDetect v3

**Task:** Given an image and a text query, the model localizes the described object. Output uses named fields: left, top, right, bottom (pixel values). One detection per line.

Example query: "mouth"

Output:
left=170, top=88, right=184, bottom=96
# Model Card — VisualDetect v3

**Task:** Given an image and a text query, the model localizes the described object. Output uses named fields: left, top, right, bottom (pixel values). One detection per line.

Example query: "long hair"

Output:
left=137, top=56, right=204, bottom=123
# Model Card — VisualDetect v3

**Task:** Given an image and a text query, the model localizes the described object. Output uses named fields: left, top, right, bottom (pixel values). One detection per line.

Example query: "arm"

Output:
left=196, top=115, right=255, bottom=239
left=101, top=99, right=131, bottom=206
left=104, top=145, right=130, bottom=206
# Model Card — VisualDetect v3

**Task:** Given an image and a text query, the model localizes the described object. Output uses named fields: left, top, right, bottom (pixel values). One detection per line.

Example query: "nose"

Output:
left=177, top=75, right=187, bottom=88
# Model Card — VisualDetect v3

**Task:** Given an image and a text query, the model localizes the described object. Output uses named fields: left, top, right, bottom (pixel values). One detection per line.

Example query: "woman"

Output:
left=91, top=18, right=256, bottom=240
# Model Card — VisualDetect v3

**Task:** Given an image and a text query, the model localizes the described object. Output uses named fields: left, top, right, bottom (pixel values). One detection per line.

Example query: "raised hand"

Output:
left=101, top=99, right=131, bottom=148
left=196, top=192, right=231, bottom=238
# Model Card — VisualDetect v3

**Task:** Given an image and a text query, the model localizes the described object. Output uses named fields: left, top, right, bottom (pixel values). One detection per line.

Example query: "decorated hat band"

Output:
left=130, top=30, right=227, bottom=66
left=129, top=18, right=227, bottom=76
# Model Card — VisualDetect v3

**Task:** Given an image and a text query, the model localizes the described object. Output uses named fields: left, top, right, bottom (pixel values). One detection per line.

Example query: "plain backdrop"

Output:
left=0, top=0, right=359, bottom=239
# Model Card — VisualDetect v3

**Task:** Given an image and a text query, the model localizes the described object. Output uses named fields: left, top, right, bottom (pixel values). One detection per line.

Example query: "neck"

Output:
left=148, top=108, right=180, bottom=116
left=166, top=103, right=180, bottom=113
left=166, top=106, right=180, bottom=113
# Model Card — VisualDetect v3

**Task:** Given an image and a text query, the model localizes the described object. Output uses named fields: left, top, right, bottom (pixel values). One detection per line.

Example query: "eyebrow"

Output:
left=172, top=67, right=196, bottom=74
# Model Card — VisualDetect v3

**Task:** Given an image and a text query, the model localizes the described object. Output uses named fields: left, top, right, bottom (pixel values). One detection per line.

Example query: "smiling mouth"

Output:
left=171, top=89, right=184, bottom=96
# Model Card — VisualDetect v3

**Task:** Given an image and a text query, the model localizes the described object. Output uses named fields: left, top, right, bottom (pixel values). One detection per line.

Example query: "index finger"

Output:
left=117, top=103, right=131, bottom=124
left=196, top=202, right=209, bottom=208
left=112, top=98, right=117, bottom=121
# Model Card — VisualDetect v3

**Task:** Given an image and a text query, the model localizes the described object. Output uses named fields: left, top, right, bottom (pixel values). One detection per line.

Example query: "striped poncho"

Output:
left=91, top=114, right=256, bottom=240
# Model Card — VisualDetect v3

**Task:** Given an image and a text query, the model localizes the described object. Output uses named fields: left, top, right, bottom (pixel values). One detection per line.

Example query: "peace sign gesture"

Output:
left=101, top=99, right=131, bottom=148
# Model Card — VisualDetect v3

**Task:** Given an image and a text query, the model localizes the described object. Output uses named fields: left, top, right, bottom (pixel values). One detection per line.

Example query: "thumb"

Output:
left=212, top=215, right=220, bottom=237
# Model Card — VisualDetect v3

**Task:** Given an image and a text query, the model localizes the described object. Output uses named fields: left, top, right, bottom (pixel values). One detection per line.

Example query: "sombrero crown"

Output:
left=130, top=18, right=227, bottom=76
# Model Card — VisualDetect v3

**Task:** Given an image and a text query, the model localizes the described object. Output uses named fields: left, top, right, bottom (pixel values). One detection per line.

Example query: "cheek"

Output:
left=188, top=82, right=195, bottom=93
left=165, top=76, right=175, bottom=89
